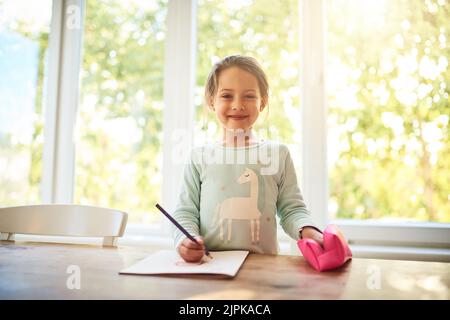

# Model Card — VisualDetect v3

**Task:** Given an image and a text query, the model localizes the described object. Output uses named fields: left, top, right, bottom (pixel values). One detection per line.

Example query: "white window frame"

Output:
left=28, top=0, right=449, bottom=259
left=161, top=0, right=197, bottom=231
left=42, top=0, right=85, bottom=203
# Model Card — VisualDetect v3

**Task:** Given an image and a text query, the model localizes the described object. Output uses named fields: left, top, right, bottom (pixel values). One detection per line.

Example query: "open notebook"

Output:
left=119, top=250, right=249, bottom=278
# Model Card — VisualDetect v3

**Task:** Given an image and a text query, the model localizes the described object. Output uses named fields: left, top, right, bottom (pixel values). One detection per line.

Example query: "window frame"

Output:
left=42, top=0, right=85, bottom=203
left=299, top=0, right=450, bottom=252
left=34, top=0, right=449, bottom=256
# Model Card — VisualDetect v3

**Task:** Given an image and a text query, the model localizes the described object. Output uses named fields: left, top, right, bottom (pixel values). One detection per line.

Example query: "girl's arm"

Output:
left=171, top=149, right=202, bottom=250
left=276, top=145, right=321, bottom=241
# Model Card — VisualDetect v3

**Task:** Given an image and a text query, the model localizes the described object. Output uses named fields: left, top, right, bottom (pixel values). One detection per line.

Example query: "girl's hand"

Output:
left=177, top=236, right=206, bottom=263
left=300, top=227, right=324, bottom=247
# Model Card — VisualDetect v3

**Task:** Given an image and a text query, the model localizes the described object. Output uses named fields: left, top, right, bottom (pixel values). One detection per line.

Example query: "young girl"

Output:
left=172, top=55, right=323, bottom=262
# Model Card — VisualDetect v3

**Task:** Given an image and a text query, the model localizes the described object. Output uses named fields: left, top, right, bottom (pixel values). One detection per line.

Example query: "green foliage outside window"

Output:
left=1, top=0, right=448, bottom=223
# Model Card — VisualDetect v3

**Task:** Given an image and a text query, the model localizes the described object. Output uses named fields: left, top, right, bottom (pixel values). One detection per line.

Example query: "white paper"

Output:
left=119, top=250, right=249, bottom=278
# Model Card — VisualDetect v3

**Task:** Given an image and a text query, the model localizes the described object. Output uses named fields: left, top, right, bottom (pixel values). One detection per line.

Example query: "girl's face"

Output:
left=210, top=67, right=266, bottom=131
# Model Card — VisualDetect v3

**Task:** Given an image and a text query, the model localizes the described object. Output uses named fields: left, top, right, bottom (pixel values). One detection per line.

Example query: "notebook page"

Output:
left=119, top=250, right=249, bottom=278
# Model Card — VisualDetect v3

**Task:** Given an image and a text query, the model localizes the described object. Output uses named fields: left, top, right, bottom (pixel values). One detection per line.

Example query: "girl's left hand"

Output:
left=300, top=227, right=324, bottom=247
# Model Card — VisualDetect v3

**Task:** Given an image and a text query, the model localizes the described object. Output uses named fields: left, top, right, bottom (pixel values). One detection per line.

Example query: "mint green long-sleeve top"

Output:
left=172, top=140, right=319, bottom=254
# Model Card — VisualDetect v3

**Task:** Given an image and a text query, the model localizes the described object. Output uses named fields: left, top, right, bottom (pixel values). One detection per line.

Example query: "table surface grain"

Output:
left=0, top=240, right=448, bottom=299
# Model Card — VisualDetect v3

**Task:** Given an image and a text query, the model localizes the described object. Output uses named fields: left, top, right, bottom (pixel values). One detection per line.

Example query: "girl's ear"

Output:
left=260, top=98, right=268, bottom=111
left=207, top=97, right=215, bottom=111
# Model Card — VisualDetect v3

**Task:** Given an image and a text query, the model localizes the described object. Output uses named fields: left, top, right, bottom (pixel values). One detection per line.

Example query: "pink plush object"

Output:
left=297, top=225, right=352, bottom=272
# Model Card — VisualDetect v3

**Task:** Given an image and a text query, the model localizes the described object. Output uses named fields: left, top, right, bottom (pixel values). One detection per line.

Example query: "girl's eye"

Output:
left=245, top=174, right=250, bottom=177
left=246, top=96, right=256, bottom=99
left=221, top=95, right=232, bottom=99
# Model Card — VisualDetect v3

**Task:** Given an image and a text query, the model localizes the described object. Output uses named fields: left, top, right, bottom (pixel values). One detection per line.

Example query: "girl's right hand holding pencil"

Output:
left=178, top=236, right=206, bottom=263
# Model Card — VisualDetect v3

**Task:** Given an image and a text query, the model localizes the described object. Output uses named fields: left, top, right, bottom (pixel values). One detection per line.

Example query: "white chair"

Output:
left=0, top=204, right=128, bottom=247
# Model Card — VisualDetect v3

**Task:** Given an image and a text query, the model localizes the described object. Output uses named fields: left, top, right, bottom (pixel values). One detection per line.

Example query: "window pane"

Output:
left=196, top=0, right=303, bottom=168
left=75, top=0, right=167, bottom=224
left=0, top=0, right=52, bottom=205
left=327, top=0, right=449, bottom=222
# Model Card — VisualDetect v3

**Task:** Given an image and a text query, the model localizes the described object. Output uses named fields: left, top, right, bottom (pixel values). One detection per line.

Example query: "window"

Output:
left=196, top=0, right=304, bottom=175
left=327, top=0, right=449, bottom=223
left=74, top=0, right=168, bottom=224
left=0, top=0, right=53, bottom=205
left=2, top=0, right=447, bottom=256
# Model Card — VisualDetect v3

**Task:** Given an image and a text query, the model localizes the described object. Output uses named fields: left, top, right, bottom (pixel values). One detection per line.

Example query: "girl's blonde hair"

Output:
left=204, top=55, right=269, bottom=106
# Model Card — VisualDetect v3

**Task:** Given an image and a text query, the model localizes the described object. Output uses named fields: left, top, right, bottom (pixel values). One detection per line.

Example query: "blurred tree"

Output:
left=196, top=0, right=302, bottom=143
left=74, top=0, right=167, bottom=223
left=3, top=0, right=448, bottom=223
left=327, top=0, right=449, bottom=222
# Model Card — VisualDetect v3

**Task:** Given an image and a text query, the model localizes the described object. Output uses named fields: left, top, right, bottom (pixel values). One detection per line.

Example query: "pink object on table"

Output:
left=297, top=225, right=352, bottom=272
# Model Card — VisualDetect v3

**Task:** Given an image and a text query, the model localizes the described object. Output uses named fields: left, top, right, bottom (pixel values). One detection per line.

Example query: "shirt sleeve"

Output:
left=276, top=146, right=320, bottom=240
left=171, top=149, right=202, bottom=249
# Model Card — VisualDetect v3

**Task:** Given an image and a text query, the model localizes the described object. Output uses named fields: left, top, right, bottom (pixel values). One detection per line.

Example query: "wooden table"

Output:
left=0, top=241, right=448, bottom=299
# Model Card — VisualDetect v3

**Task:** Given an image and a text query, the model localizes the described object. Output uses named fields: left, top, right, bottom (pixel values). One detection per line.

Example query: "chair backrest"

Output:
left=0, top=204, right=128, bottom=246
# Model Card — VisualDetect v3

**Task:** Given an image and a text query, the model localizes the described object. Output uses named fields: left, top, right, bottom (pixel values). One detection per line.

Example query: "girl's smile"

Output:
left=227, top=114, right=249, bottom=120
left=209, top=66, right=266, bottom=133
